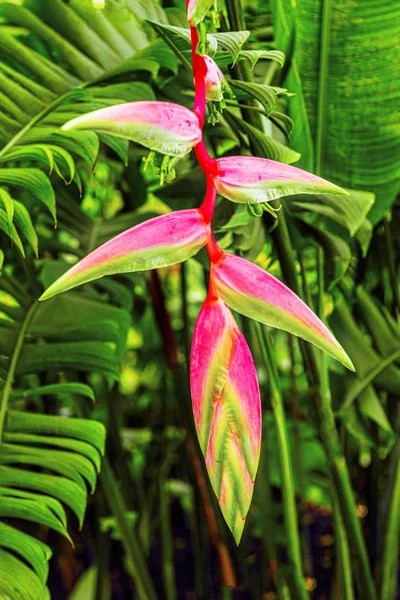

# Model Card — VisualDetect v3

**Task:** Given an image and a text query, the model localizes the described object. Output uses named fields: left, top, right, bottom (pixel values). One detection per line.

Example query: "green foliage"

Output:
left=271, top=0, right=400, bottom=223
left=0, top=0, right=398, bottom=598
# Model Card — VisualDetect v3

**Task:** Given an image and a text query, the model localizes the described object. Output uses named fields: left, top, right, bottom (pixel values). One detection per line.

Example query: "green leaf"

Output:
left=6, top=411, right=106, bottom=455
left=0, top=68, right=45, bottom=116
left=3, top=433, right=102, bottom=472
left=271, top=0, right=400, bottom=223
left=13, top=200, right=39, bottom=256
left=0, top=522, right=51, bottom=583
left=0, top=207, right=25, bottom=258
left=239, top=49, right=285, bottom=70
left=147, top=22, right=251, bottom=68
left=355, top=218, right=373, bottom=257
left=0, top=548, right=49, bottom=600
left=225, top=110, right=301, bottom=164
left=0, top=167, right=56, bottom=221
left=0, top=494, right=69, bottom=538
left=0, top=31, right=77, bottom=94
left=296, top=218, right=351, bottom=288
left=0, top=444, right=97, bottom=492
left=10, top=341, right=119, bottom=380
left=292, top=188, right=374, bottom=237
left=342, top=386, right=395, bottom=453
left=0, top=187, right=14, bottom=233
left=1, top=144, right=76, bottom=183
left=69, top=0, right=134, bottom=59
left=210, top=31, right=250, bottom=64
left=229, top=80, right=278, bottom=116
left=98, top=133, right=129, bottom=166
left=102, top=2, right=149, bottom=51
left=0, top=58, right=56, bottom=104
left=11, top=382, right=95, bottom=403
left=33, top=0, right=122, bottom=71
left=23, top=129, right=99, bottom=168
left=0, top=465, right=86, bottom=526
left=330, top=297, right=400, bottom=397
left=1, top=144, right=54, bottom=172
left=269, top=111, right=294, bottom=139
left=91, top=81, right=156, bottom=103
left=0, top=3, right=104, bottom=81
left=356, top=287, right=400, bottom=358
left=146, top=21, right=191, bottom=69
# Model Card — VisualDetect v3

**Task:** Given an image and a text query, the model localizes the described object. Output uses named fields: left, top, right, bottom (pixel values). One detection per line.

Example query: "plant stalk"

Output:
left=223, top=0, right=376, bottom=591
left=159, top=465, right=177, bottom=600
left=383, top=214, right=400, bottom=318
left=289, top=243, right=377, bottom=599
left=100, top=457, right=157, bottom=600
left=0, top=300, right=38, bottom=441
left=254, top=322, right=308, bottom=600
left=331, top=486, right=354, bottom=599
left=379, top=450, right=400, bottom=600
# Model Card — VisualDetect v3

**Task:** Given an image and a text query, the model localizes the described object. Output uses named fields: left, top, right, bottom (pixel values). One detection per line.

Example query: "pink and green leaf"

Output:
left=190, top=294, right=261, bottom=543
left=214, top=156, right=349, bottom=204
left=40, top=210, right=210, bottom=301
left=62, top=102, right=202, bottom=158
left=213, top=253, right=354, bottom=371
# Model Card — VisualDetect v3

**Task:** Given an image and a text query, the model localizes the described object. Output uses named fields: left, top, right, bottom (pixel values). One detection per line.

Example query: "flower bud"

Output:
left=204, top=55, right=227, bottom=102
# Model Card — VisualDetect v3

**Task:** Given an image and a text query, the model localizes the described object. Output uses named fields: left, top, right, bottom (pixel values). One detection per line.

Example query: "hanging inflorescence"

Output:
left=40, top=0, right=354, bottom=543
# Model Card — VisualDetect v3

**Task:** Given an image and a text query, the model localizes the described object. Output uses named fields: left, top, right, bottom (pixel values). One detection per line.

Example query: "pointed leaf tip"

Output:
left=214, top=156, right=348, bottom=205
left=213, top=253, right=354, bottom=371
left=191, top=295, right=261, bottom=541
left=40, top=210, right=210, bottom=300
left=61, top=102, right=202, bottom=158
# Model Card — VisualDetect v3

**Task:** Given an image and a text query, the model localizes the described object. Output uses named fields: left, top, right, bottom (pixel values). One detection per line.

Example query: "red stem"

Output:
left=206, top=233, right=223, bottom=264
left=199, top=174, right=216, bottom=222
left=189, top=25, right=216, bottom=171
left=189, top=23, right=223, bottom=263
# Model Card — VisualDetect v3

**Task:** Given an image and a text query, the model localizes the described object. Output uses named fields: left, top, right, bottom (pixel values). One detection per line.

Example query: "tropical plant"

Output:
left=0, top=0, right=399, bottom=599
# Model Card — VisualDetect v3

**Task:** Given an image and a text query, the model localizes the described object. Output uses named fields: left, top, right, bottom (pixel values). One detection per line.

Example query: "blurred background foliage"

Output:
left=0, top=0, right=399, bottom=598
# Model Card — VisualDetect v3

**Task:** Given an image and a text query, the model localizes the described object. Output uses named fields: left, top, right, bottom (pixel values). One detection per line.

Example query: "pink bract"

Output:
left=62, top=101, right=203, bottom=157
left=190, top=293, right=261, bottom=543
left=40, top=210, right=210, bottom=300
left=212, top=252, right=354, bottom=370
left=214, top=156, right=348, bottom=204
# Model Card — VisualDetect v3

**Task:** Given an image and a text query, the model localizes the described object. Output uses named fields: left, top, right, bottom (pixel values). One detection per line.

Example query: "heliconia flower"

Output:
left=212, top=252, right=355, bottom=371
left=61, top=102, right=202, bottom=158
left=214, top=156, right=349, bottom=204
left=187, top=0, right=216, bottom=26
left=191, top=292, right=261, bottom=543
left=39, top=210, right=210, bottom=301
left=203, top=55, right=227, bottom=102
